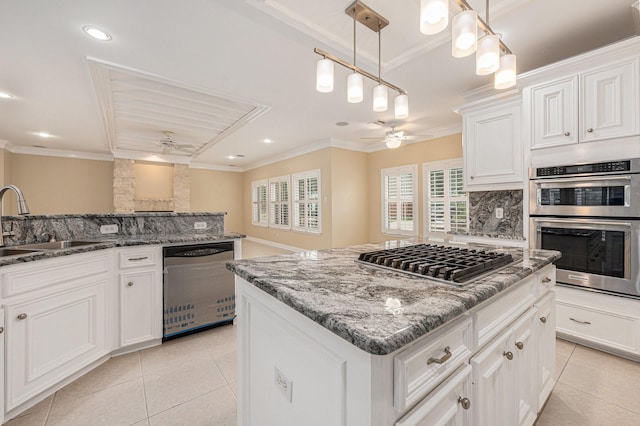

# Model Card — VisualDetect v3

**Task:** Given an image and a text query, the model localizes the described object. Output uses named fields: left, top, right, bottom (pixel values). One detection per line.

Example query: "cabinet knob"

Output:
left=564, top=132, right=570, bottom=136
left=470, top=176, right=475, bottom=180
left=17, top=313, right=27, bottom=320
left=503, top=351, right=513, bottom=360
left=587, top=128, right=594, bottom=133
left=540, top=316, right=547, bottom=324
left=458, top=397, right=471, bottom=410
left=127, top=281, right=134, bottom=287
left=0, top=326, right=4, bottom=334
left=515, top=341, right=524, bottom=350
left=541, top=277, right=552, bottom=283
left=427, top=346, right=452, bottom=365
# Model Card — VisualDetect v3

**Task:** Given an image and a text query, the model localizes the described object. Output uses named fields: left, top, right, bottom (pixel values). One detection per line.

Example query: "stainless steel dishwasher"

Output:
left=163, top=242, right=235, bottom=340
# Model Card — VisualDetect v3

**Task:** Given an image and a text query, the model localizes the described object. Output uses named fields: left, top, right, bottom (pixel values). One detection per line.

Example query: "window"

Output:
left=292, top=170, right=321, bottom=234
left=423, top=159, right=468, bottom=235
left=381, top=165, right=418, bottom=236
left=269, top=175, right=290, bottom=229
left=251, top=179, right=268, bottom=226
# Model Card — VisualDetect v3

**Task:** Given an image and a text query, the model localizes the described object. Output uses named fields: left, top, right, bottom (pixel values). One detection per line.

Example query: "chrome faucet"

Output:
left=0, top=185, right=30, bottom=247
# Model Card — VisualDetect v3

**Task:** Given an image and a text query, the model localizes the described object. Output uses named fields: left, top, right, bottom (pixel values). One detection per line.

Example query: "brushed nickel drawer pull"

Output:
left=541, top=277, right=551, bottom=283
left=427, top=346, right=452, bottom=365
left=128, top=256, right=149, bottom=262
left=0, top=326, right=4, bottom=334
left=540, top=316, right=548, bottom=323
left=587, top=128, right=594, bottom=133
left=127, top=281, right=134, bottom=287
left=563, top=132, right=570, bottom=136
left=515, top=341, right=524, bottom=350
left=503, top=351, right=513, bottom=360
left=458, top=397, right=471, bottom=410
left=569, top=317, right=591, bottom=325
left=17, top=313, right=27, bottom=320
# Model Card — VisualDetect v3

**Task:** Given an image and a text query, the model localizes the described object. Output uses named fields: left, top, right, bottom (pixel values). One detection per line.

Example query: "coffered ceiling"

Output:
left=0, top=0, right=638, bottom=170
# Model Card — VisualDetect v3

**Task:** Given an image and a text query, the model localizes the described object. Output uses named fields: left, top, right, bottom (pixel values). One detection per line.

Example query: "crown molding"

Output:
left=111, top=149, right=191, bottom=165
left=6, top=145, right=114, bottom=161
left=188, top=162, right=244, bottom=172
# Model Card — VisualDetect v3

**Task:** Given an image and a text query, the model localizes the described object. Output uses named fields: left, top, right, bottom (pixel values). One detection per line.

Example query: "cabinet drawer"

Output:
left=535, top=265, right=555, bottom=299
left=474, top=276, right=536, bottom=348
left=394, top=317, right=472, bottom=412
left=1, top=252, right=111, bottom=298
left=556, top=301, right=639, bottom=353
left=118, top=247, right=160, bottom=269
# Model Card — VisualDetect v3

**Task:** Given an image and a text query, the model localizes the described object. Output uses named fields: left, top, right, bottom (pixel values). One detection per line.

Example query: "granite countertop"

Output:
left=227, top=240, right=561, bottom=356
left=0, top=232, right=245, bottom=267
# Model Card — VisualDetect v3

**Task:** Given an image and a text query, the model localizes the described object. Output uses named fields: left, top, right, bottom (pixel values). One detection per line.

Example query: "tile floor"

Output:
left=5, top=240, right=640, bottom=425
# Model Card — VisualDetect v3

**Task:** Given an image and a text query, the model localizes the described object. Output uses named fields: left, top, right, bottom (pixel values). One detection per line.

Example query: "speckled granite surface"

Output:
left=227, top=240, right=561, bottom=355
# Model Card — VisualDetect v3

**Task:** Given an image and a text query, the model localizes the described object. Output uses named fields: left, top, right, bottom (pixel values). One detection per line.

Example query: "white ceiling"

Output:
left=0, top=0, right=638, bottom=170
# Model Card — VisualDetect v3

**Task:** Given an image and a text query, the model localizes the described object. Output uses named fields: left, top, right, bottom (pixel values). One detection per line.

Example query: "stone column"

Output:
left=113, top=158, right=135, bottom=213
left=173, top=164, right=190, bottom=212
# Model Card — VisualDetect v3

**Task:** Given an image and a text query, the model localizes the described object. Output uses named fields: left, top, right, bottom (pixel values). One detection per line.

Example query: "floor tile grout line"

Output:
left=42, top=389, right=57, bottom=426
left=558, top=379, right=640, bottom=416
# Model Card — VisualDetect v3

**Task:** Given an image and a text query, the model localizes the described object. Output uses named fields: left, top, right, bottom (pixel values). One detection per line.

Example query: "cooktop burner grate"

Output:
left=356, top=244, right=514, bottom=284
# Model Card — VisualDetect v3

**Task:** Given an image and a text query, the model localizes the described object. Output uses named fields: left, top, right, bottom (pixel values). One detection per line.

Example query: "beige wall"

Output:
left=367, top=134, right=463, bottom=243
left=190, top=168, right=244, bottom=232
left=243, top=148, right=333, bottom=250
left=0, top=148, right=16, bottom=214
left=8, top=154, right=114, bottom=214
left=134, top=161, right=174, bottom=200
left=330, top=148, right=369, bottom=248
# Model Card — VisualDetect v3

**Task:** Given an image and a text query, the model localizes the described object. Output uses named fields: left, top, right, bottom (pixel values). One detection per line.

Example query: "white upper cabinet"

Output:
left=462, top=98, right=523, bottom=191
left=530, top=58, right=639, bottom=150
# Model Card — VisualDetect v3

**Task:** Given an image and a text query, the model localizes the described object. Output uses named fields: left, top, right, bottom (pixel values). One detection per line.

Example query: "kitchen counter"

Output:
left=0, top=232, right=245, bottom=267
left=227, top=240, right=560, bottom=355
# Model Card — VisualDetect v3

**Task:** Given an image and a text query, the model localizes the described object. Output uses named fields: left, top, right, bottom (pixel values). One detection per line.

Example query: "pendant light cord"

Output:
left=353, top=5, right=357, bottom=67
left=378, top=26, right=382, bottom=83
left=486, top=0, right=490, bottom=26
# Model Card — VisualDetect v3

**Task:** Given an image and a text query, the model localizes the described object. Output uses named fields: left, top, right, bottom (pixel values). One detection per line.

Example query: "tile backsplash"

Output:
left=468, top=190, right=523, bottom=238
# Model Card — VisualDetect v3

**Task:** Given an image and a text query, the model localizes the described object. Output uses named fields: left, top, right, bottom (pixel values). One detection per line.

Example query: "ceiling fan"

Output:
left=361, top=123, right=433, bottom=149
left=158, top=131, right=197, bottom=155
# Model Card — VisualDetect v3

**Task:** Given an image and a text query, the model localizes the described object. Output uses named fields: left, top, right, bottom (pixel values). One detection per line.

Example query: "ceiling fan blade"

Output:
left=403, top=135, right=433, bottom=140
left=360, top=137, right=385, bottom=140
left=161, top=146, right=170, bottom=155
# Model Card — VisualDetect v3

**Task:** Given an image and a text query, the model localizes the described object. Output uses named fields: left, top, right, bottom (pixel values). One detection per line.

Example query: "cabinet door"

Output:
left=510, top=307, right=538, bottom=426
left=5, top=280, right=109, bottom=411
left=535, top=291, right=556, bottom=411
left=531, top=76, right=578, bottom=148
left=464, top=103, right=522, bottom=190
left=0, top=308, right=4, bottom=425
left=470, top=327, right=514, bottom=426
left=120, top=269, right=162, bottom=347
left=395, top=364, right=472, bottom=426
left=580, top=58, right=639, bottom=142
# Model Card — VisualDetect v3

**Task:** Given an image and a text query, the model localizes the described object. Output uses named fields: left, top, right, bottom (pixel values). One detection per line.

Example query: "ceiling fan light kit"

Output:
left=422, top=0, right=517, bottom=88
left=314, top=1, right=409, bottom=119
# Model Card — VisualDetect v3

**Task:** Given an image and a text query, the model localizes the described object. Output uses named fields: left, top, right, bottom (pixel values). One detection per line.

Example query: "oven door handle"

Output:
left=531, top=175, right=632, bottom=188
left=532, top=218, right=633, bottom=231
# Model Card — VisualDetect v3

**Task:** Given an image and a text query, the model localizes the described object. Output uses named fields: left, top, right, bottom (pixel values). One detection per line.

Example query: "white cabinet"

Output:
left=395, top=364, right=471, bottom=426
left=535, top=291, right=556, bottom=410
left=556, top=285, right=640, bottom=361
left=0, top=308, right=4, bottom=425
left=530, top=58, right=639, bottom=149
left=117, top=246, right=162, bottom=349
left=462, top=98, right=523, bottom=191
left=2, top=253, right=111, bottom=411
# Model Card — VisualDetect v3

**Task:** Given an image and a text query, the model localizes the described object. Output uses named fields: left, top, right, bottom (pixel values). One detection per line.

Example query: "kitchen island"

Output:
left=227, top=240, right=561, bottom=426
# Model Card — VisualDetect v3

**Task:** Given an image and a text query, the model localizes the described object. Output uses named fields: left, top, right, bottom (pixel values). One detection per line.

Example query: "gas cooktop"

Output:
left=356, top=244, right=514, bottom=285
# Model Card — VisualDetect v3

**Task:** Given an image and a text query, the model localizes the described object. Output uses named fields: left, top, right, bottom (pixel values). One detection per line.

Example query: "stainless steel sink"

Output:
left=18, top=240, right=105, bottom=250
left=0, top=248, right=39, bottom=257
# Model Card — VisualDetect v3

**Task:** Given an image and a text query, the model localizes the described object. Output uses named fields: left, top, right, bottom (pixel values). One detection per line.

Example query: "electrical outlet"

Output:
left=194, top=221, right=207, bottom=230
left=100, top=224, right=118, bottom=234
left=495, top=208, right=504, bottom=219
left=274, top=366, right=293, bottom=403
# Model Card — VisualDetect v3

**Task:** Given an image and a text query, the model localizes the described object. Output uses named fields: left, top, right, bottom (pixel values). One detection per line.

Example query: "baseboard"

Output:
left=244, top=236, right=305, bottom=253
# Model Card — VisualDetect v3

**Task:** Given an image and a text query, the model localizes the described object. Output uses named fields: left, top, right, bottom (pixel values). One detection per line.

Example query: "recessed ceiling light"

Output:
left=227, top=155, right=235, bottom=160
left=83, top=26, right=112, bottom=41
left=0, top=91, right=15, bottom=99
left=35, top=132, right=54, bottom=138
left=263, top=138, right=272, bottom=144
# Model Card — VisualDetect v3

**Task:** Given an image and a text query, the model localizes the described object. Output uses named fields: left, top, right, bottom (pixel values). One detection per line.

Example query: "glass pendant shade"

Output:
left=452, top=10, right=478, bottom=58
left=476, top=34, right=500, bottom=75
left=386, top=137, right=402, bottom=149
left=373, top=84, right=388, bottom=112
left=420, top=0, right=449, bottom=35
left=316, top=58, right=334, bottom=93
left=394, top=94, right=409, bottom=119
left=494, top=54, right=517, bottom=89
left=347, top=73, right=364, bottom=103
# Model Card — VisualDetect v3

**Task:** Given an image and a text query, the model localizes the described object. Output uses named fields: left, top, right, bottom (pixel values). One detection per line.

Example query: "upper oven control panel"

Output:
left=532, top=159, right=639, bottom=178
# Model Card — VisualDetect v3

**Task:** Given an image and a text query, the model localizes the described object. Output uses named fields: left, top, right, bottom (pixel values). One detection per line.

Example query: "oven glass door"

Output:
left=530, top=175, right=639, bottom=217
left=532, top=218, right=640, bottom=298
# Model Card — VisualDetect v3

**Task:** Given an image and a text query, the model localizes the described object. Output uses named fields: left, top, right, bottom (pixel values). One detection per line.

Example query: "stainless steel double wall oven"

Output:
left=529, top=158, right=640, bottom=298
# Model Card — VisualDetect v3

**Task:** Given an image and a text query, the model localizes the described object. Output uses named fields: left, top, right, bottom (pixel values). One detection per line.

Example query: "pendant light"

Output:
left=372, top=27, right=388, bottom=112
left=348, top=73, right=364, bottom=103
left=420, top=0, right=449, bottom=35
left=452, top=10, right=477, bottom=58
left=476, top=33, right=500, bottom=75
left=316, top=58, right=334, bottom=93
left=394, top=94, right=409, bottom=119
left=494, top=53, right=517, bottom=89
